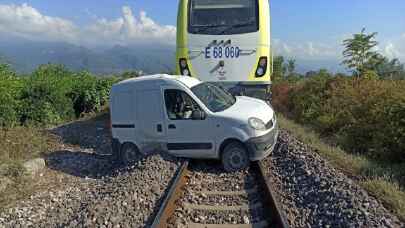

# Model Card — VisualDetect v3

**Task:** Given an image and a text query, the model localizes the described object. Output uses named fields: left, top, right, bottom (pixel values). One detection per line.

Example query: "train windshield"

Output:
left=189, top=0, right=259, bottom=35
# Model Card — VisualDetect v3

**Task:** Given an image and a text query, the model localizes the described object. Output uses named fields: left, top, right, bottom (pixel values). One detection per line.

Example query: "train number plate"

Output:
left=205, top=46, right=240, bottom=59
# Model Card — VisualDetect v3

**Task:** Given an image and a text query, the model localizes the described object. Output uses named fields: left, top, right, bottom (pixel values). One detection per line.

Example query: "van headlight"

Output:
left=248, top=117, right=266, bottom=131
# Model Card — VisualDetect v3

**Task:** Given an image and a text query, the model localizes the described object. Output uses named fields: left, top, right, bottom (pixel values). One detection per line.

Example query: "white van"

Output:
left=110, top=74, right=278, bottom=171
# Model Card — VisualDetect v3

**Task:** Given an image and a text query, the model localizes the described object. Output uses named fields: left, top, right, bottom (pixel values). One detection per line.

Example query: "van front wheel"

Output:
left=221, top=142, right=249, bottom=172
left=121, top=143, right=142, bottom=166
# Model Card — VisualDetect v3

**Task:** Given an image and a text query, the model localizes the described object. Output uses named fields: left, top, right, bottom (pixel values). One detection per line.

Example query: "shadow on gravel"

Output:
left=188, top=159, right=226, bottom=174
left=46, top=112, right=119, bottom=179
left=49, top=112, right=112, bottom=155
left=46, top=151, right=116, bottom=179
left=46, top=111, right=184, bottom=181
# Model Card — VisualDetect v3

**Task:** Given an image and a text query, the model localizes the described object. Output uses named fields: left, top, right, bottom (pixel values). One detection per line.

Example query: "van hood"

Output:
left=217, top=96, right=274, bottom=124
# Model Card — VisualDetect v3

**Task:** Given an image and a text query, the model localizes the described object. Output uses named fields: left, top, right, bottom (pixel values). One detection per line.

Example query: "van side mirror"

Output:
left=191, top=110, right=206, bottom=120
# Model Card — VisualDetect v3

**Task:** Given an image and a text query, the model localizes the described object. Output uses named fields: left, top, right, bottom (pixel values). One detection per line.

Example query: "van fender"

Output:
left=216, top=126, right=251, bottom=158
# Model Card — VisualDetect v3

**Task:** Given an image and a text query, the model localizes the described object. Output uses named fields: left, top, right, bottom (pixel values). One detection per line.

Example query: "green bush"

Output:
left=0, top=65, right=23, bottom=130
left=271, top=81, right=293, bottom=115
left=289, top=73, right=333, bottom=129
left=0, top=63, right=118, bottom=127
left=274, top=76, right=405, bottom=162
left=20, top=64, right=75, bottom=125
left=69, top=72, right=118, bottom=117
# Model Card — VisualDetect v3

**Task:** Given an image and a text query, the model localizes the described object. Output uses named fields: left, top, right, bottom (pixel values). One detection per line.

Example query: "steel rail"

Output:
left=152, top=161, right=289, bottom=228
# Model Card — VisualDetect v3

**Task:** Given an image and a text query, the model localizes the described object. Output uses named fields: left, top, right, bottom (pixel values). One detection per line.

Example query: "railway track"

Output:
left=152, top=160, right=288, bottom=228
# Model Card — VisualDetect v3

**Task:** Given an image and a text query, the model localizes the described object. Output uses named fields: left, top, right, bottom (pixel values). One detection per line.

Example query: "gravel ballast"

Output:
left=172, top=161, right=268, bottom=227
left=1, top=112, right=403, bottom=227
left=262, top=130, right=403, bottom=227
left=0, top=114, right=183, bottom=227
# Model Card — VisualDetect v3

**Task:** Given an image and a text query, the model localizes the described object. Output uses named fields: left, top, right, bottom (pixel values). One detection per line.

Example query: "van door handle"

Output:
left=168, top=124, right=176, bottom=129
left=157, top=124, right=162, bottom=132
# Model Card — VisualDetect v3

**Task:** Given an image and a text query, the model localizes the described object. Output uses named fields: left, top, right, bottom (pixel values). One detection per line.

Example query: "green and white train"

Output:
left=176, top=0, right=272, bottom=100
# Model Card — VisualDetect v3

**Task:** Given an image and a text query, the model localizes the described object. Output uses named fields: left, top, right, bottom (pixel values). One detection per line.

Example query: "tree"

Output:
left=305, top=71, right=318, bottom=78
left=286, top=58, right=296, bottom=76
left=0, top=64, right=22, bottom=136
left=272, top=56, right=286, bottom=82
left=120, top=70, right=143, bottom=79
left=372, top=57, right=404, bottom=80
left=342, top=28, right=379, bottom=77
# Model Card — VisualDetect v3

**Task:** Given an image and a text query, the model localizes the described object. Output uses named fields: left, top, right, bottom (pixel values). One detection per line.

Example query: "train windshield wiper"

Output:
left=219, top=21, right=255, bottom=35
left=193, top=24, right=225, bottom=33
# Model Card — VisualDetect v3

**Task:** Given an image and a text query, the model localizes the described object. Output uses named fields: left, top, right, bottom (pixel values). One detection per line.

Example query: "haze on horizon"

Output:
left=0, top=0, right=404, bottom=73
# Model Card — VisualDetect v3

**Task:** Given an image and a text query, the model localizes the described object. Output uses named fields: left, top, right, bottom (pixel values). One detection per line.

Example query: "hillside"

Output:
left=0, top=39, right=175, bottom=75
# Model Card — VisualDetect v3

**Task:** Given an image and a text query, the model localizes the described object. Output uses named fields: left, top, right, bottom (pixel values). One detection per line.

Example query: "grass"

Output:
left=0, top=127, right=59, bottom=211
left=277, top=115, right=405, bottom=221
left=0, top=127, right=57, bottom=163
left=0, top=111, right=106, bottom=211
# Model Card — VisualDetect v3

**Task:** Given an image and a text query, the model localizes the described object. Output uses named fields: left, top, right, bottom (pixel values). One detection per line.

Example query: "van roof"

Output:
left=115, top=74, right=202, bottom=89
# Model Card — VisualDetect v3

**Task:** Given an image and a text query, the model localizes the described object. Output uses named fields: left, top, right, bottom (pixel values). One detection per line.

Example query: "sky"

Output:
left=0, top=0, right=404, bottom=66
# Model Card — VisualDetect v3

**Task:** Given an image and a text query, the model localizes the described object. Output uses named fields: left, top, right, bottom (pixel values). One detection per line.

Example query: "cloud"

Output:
left=0, top=3, right=176, bottom=47
left=0, top=4, right=78, bottom=43
left=376, top=34, right=405, bottom=60
left=383, top=43, right=399, bottom=59
left=274, top=33, right=405, bottom=62
left=272, top=39, right=341, bottom=60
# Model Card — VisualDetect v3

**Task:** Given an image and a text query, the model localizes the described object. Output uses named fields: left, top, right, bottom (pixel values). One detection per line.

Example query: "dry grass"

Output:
left=0, top=127, right=59, bottom=211
left=278, top=115, right=405, bottom=221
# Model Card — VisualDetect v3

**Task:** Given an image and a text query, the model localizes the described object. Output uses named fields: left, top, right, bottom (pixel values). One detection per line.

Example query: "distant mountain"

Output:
left=0, top=39, right=175, bottom=75
left=295, top=58, right=347, bottom=74
left=0, top=38, right=345, bottom=75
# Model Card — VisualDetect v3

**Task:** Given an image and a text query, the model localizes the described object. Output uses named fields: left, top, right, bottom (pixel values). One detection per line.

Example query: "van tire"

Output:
left=120, top=143, right=141, bottom=166
left=221, top=142, right=249, bottom=172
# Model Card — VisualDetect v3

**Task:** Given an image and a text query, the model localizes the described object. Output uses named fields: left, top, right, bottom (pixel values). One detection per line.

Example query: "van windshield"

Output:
left=191, top=82, right=236, bottom=112
left=189, top=0, right=259, bottom=35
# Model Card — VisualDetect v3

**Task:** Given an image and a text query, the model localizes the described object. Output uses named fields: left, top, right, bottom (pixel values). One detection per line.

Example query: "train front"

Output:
left=176, top=0, right=272, bottom=101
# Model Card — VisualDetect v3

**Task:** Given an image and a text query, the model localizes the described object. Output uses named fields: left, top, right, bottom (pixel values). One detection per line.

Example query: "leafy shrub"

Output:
left=69, top=71, right=101, bottom=117
left=0, top=63, right=118, bottom=126
left=271, top=82, right=293, bottom=115
left=0, top=65, right=23, bottom=131
left=274, top=75, right=405, bottom=162
left=288, top=73, right=332, bottom=128
left=20, top=64, right=75, bottom=125
left=69, top=72, right=118, bottom=117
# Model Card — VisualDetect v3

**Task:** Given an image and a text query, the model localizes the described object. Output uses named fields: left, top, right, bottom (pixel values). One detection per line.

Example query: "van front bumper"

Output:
left=245, top=127, right=279, bottom=161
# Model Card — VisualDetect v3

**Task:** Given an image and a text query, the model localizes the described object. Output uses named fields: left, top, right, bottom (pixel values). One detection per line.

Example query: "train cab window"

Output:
left=189, top=0, right=259, bottom=35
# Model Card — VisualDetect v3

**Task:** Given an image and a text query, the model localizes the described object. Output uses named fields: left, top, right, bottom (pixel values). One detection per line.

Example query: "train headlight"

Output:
left=259, top=58, right=267, bottom=67
left=180, top=59, right=187, bottom=68
left=182, top=69, right=190, bottom=76
left=255, top=57, right=268, bottom=78
left=179, top=58, right=191, bottom=76
left=256, top=67, right=264, bottom=76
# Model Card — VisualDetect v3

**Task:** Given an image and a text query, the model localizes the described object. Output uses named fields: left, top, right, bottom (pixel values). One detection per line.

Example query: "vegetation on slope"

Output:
left=272, top=29, right=405, bottom=220
left=0, top=63, right=119, bottom=209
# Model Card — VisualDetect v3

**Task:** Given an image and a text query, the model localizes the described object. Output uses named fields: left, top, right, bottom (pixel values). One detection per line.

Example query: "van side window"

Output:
left=164, top=90, right=201, bottom=120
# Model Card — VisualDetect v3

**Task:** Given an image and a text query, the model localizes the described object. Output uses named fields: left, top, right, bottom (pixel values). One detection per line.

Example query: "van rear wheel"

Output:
left=121, top=143, right=141, bottom=166
left=221, top=142, right=249, bottom=172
